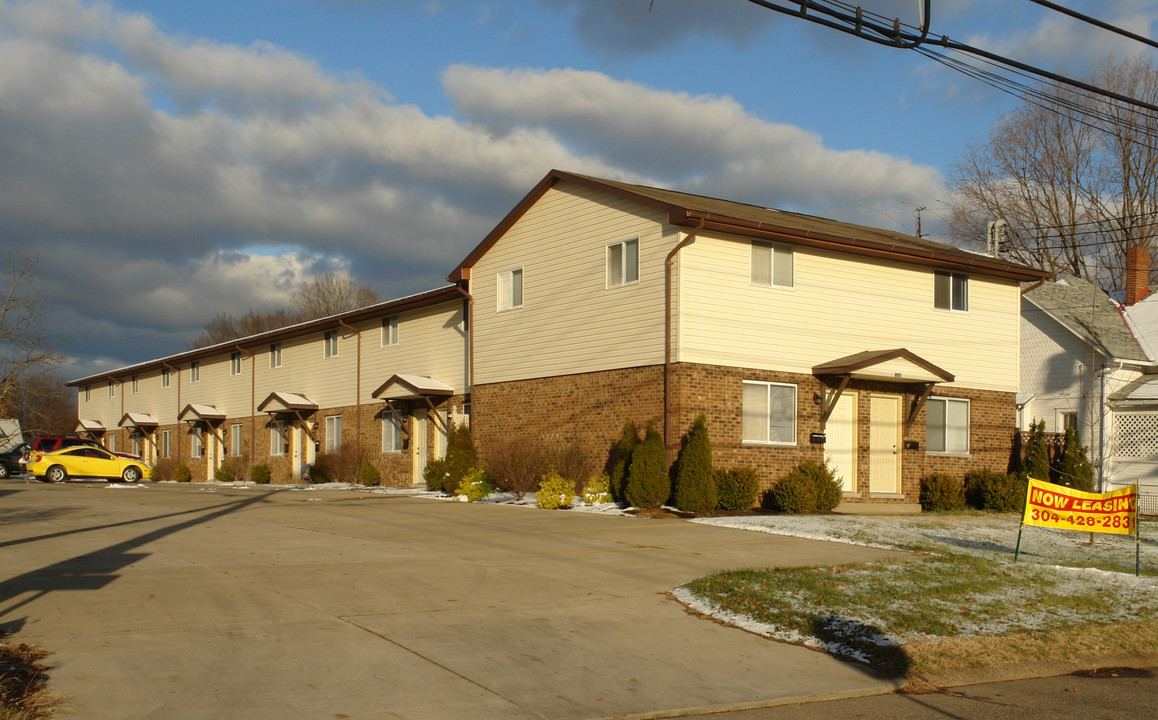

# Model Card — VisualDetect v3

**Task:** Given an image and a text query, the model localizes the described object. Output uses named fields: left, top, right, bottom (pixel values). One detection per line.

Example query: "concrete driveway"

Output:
left=0, top=479, right=907, bottom=719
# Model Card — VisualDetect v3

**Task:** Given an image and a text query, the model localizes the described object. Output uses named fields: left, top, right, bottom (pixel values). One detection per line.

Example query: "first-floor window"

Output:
left=927, top=397, right=969, bottom=454
left=190, top=428, right=203, bottom=458
left=325, top=415, right=342, bottom=453
left=270, top=424, right=285, bottom=457
left=742, top=381, right=797, bottom=444
left=382, top=411, right=402, bottom=453
left=132, top=436, right=142, bottom=457
left=108, top=435, right=117, bottom=453
left=231, top=423, right=243, bottom=457
left=161, top=430, right=171, bottom=459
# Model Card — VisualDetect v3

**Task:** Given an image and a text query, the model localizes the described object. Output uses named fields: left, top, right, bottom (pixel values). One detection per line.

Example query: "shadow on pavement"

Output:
left=0, top=491, right=276, bottom=619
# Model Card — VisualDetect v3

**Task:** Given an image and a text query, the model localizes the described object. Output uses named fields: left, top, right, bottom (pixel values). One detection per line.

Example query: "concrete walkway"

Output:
left=0, top=479, right=908, bottom=719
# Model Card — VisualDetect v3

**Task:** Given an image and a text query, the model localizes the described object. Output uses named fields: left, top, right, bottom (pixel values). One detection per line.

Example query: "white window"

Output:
left=1058, top=410, right=1078, bottom=432
left=269, top=343, right=282, bottom=369
left=607, top=238, right=639, bottom=288
left=270, top=424, right=285, bottom=457
left=927, top=397, right=969, bottom=454
left=934, top=271, right=968, bottom=311
left=230, top=352, right=242, bottom=376
left=190, top=429, right=203, bottom=459
left=325, top=415, right=342, bottom=453
left=382, top=411, right=402, bottom=453
left=108, top=380, right=115, bottom=398
left=161, top=368, right=170, bottom=388
left=382, top=316, right=398, bottom=347
left=324, top=330, right=339, bottom=358
left=131, top=375, right=139, bottom=394
left=108, top=435, right=117, bottom=453
left=132, top=436, right=142, bottom=457
left=742, top=381, right=797, bottom=444
left=84, top=385, right=90, bottom=402
left=231, top=423, right=243, bottom=457
left=191, top=361, right=200, bottom=383
left=497, top=268, right=523, bottom=311
left=162, top=430, right=171, bottom=459
left=751, top=241, right=794, bottom=288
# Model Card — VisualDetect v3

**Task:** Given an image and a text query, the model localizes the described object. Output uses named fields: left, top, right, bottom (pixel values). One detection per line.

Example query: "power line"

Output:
left=1024, top=0, right=1158, bottom=52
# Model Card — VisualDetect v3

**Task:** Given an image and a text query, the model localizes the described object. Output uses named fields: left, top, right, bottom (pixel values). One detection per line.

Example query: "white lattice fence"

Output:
left=1114, top=412, right=1158, bottom=459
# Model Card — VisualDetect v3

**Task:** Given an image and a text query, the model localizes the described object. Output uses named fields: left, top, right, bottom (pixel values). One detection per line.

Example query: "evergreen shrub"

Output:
left=624, top=420, right=669, bottom=509
left=455, top=468, right=493, bottom=502
left=714, top=467, right=761, bottom=510
left=610, top=420, right=641, bottom=503
left=965, top=468, right=1027, bottom=512
left=919, top=472, right=965, bottom=511
left=360, top=461, right=381, bottom=486
left=251, top=463, right=271, bottom=485
left=674, top=414, right=717, bottom=515
left=174, top=463, right=192, bottom=483
left=767, top=460, right=842, bottom=514
left=583, top=474, right=612, bottom=504
left=1054, top=425, right=1094, bottom=492
left=537, top=471, right=575, bottom=509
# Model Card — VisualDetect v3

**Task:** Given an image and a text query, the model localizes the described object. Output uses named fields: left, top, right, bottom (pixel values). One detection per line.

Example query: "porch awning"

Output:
left=812, top=348, right=954, bottom=384
left=1110, top=376, right=1158, bottom=403
left=76, top=418, right=106, bottom=434
left=119, top=412, right=159, bottom=429
left=372, top=374, right=455, bottom=401
left=178, top=403, right=227, bottom=423
left=257, top=391, right=318, bottom=414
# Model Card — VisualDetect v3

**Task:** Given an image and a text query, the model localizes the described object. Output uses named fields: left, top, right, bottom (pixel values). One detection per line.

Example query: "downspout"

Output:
left=452, top=285, right=475, bottom=432
left=162, top=361, right=182, bottom=466
left=339, top=319, right=362, bottom=458
left=664, top=218, right=705, bottom=465
left=235, top=344, right=256, bottom=470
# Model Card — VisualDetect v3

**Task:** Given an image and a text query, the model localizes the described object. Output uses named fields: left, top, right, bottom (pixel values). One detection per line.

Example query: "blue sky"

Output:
left=1, top=0, right=1155, bottom=379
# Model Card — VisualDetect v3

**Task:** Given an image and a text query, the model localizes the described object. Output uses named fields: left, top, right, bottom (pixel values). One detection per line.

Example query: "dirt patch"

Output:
left=627, top=507, right=695, bottom=520
left=0, top=634, right=59, bottom=719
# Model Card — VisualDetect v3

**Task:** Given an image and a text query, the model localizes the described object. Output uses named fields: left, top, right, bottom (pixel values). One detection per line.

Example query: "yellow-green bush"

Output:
left=174, top=463, right=192, bottom=483
left=360, top=461, right=381, bottom=486
left=537, top=471, right=575, bottom=509
left=582, top=474, right=612, bottom=504
left=455, top=468, right=493, bottom=502
left=251, top=463, right=271, bottom=485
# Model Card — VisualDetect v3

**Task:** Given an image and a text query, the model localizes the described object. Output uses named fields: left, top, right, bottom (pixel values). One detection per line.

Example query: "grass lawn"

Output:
left=678, top=513, right=1158, bottom=677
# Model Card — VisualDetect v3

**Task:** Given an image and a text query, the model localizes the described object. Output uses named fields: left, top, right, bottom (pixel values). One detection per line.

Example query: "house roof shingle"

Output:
left=1022, top=273, right=1149, bottom=363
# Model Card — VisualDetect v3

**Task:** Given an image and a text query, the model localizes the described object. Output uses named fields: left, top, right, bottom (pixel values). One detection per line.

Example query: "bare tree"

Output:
left=187, top=308, right=301, bottom=349
left=0, top=253, right=60, bottom=412
left=291, top=273, right=380, bottom=319
left=3, top=370, right=75, bottom=436
left=948, top=56, right=1158, bottom=292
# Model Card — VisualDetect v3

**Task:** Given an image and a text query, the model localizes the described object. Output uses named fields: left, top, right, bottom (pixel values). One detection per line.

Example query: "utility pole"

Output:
left=914, top=206, right=926, bottom=238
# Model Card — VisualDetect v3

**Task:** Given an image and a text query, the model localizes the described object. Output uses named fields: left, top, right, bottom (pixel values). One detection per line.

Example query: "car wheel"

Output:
left=0, top=464, right=8, bottom=479
left=121, top=466, right=142, bottom=484
left=46, top=465, right=68, bottom=483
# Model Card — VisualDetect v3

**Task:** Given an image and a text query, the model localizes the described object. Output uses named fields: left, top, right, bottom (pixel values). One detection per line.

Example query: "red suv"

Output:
left=22, top=436, right=121, bottom=468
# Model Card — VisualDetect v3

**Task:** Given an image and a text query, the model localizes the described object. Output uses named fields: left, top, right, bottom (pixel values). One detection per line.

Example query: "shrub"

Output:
left=548, top=441, right=595, bottom=491
left=609, top=420, right=641, bottom=503
left=485, top=439, right=551, bottom=499
left=214, top=456, right=248, bottom=483
left=1054, top=424, right=1094, bottom=492
left=430, top=421, right=477, bottom=494
left=715, top=467, right=761, bottom=510
left=920, top=472, right=965, bottom=511
left=360, top=461, right=381, bottom=486
left=151, top=458, right=176, bottom=482
left=674, top=414, right=717, bottom=514
left=624, top=420, right=669, bottom=509
left=583, top=474, right=612, bottom=504
left=174, top=463, right=192, bottom=483
left=767, top=460, right=842, bottom=514
left=455, top=468, right=493, bottom=502
left=965, top=468, right=1026, bottom=512
left=310, top=449, right=362, bottom=484
left=423, top=458, right=451, bottom=492
left=251, top=463, right=271, bottom=485
left=1021, top=420, right=1051, bottom=482
left=537, top=471, right=576, bottom=509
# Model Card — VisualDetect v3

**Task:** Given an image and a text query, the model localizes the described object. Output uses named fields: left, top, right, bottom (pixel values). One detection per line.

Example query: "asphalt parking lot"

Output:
left=0, top=478, right=908, bottom=720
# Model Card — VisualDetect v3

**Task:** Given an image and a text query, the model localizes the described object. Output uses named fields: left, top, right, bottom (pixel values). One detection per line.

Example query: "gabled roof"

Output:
left=178, top=404, right=227, bottom=423
left=813, top=348, right=954, bottom=384
left=372, top=373, right=455, bottom=400
left=76, top=418, right=105, bottom=433
left=1022, top=274, right=1149, bottom=363
left=257, top=392, right=318, bottom=414
left=119, top=412, right=159, bottom=429
left=449, top=169, right=1051, bottom=283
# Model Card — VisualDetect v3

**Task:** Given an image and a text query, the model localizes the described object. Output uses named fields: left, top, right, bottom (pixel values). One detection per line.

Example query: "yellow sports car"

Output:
left=27, top=446, right=151, bottom=483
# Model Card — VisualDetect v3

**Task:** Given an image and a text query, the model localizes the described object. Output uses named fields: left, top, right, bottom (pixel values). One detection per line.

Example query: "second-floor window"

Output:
left=382, top=316, right=398, bottom=347
left=497, top=268, right=523, bottom=311
left=131, top=375, right=139, bottom=394
left=269, top=343, right=282, bottom=369
left=230, top=352, right=243, bottom=376
left=108, top=380, right=115, bottom=398
left=934, top=271, right=969, bottom=312
left=607, top=238, right=639, bottom=288
left=751, top=241, right=794, bottom=288
left=161, top=368, right=170, bottom=388
left=324, top=330, right=339, bottom=358
left=84, top=385, right=90, bottom=402
left=191, top=361, right=200, bottom=382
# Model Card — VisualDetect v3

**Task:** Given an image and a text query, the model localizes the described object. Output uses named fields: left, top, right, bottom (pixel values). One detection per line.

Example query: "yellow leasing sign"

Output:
left=1022, top=477, right=1137, bottom=535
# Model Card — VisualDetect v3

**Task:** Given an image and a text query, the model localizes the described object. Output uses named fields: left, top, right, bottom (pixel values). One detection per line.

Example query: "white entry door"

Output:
left=869, top=395, right=902, bottom=494
left=827, top=392, right=857, bottom=493
left=411, top=408, right=428, bottom=485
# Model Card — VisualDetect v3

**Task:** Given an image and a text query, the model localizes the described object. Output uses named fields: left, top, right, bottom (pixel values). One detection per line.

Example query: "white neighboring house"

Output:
left=1020, top=255, right=1158, bottom=511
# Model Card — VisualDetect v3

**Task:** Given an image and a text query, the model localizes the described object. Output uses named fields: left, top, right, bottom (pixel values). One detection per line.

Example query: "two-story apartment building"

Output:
left=70, top=170, right=1048, bottom=505
left=71, top=287, right=469, bottom=484
left=450, top=171, right=1050, bottom=507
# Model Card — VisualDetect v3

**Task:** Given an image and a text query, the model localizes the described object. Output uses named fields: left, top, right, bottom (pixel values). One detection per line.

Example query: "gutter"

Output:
left=664, top=218, right=705, bottom=465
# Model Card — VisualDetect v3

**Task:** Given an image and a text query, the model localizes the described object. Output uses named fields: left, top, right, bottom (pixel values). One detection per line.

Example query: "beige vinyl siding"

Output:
left=251, top=328, right=358, bottom=409
left=471, top=183, right=670, bottom=384
left=77, top=382, right=121, bottom=429
left=678, top=234, right=1021, bottom=392
left=120, top=368, right=180, bottom=425
left=183, top=353, right=252, bottom=417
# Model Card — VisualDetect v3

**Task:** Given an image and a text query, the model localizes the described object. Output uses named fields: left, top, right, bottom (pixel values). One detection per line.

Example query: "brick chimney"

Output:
left=1126, top=245, right=1151, bottom=306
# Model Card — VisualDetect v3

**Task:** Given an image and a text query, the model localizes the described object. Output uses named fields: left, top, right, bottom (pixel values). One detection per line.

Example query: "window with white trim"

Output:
left=382, top=316, right=398, bottom=347
left=108, top=435, right=117, bottom=453
left=131, top=375, right=139, bottom=394
left=324, top=330, right=339, bottom=358
left=108, top=380, right=115, bottom=398
left=742, top=381, right=797, bottom=444
left=325, top=415, right=342, bottom=453
left=927, top=397, right=970, bottom=454
left=382, top=411, right=402, bottom=453
left=269, top=343, right=282, bottom=369
left=84, top=385, right=90, bottom=402
left=751, top=241, right=794, bottom=288
left=231, top=423, right=243, bottom=457
left=162, top=430, right=171, bottom=459
left=230, top=352, right=242, bottom=376
left=191, top=361, right=200, bottom=383
left=132, top=436, right=142, bottom=457
left=934, top=271, right=968, bottom=311
left=270, top=424, right=285, bottom=457
left=497, top=268, right=523, bottom=311
left=607, top=238, right=639, bottom=288
left=190, top=429, right=203, bottom=459
left=161, top=368, right=170, bottom=388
